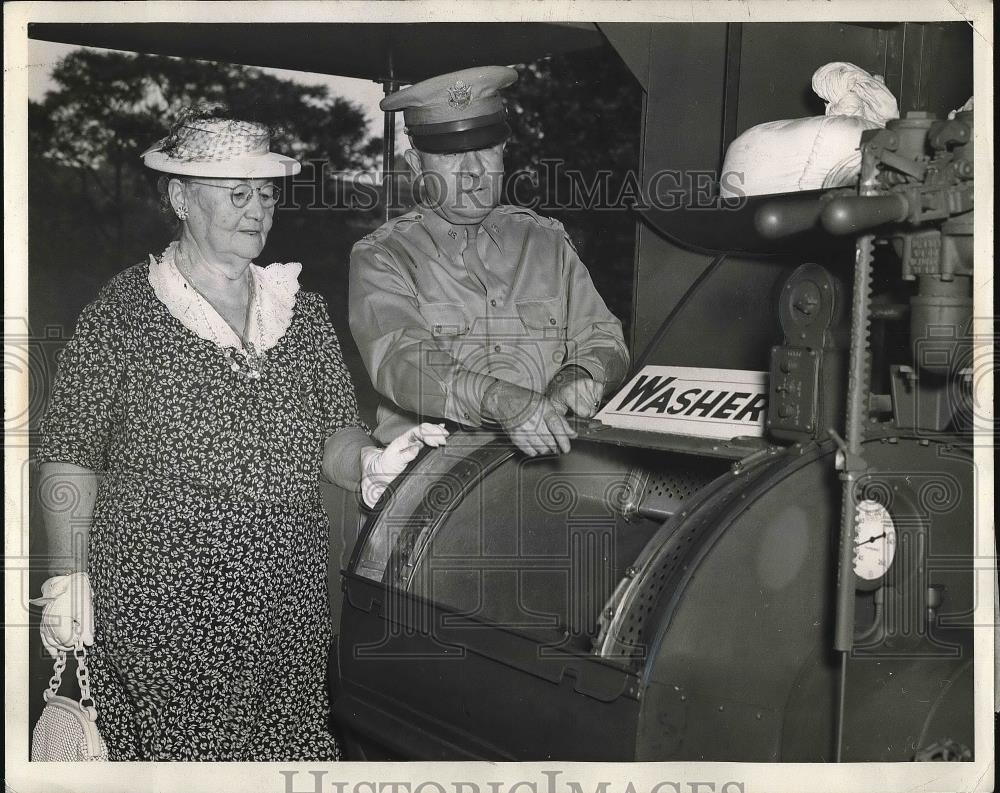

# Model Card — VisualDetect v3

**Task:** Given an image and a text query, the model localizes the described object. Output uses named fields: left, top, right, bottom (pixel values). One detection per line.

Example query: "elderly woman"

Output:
left=32, top=108, right=444, bottom=761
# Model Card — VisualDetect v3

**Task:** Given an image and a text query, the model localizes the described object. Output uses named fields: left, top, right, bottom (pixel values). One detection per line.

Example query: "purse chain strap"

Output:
left=44, top=650, right=66, bottom=702
left=43, top=644, right=99, bottom=721
left=74, top=645, right=98, bottom=720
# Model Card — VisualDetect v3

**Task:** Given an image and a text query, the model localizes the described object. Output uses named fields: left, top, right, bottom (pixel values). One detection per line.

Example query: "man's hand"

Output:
left=482, top=380, right=577, bottom=456
left=547, top=366, right=604, bottom=419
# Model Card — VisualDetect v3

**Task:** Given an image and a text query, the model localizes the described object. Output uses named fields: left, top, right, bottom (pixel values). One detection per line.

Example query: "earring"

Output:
left=176, top=206, right=188, bottom=221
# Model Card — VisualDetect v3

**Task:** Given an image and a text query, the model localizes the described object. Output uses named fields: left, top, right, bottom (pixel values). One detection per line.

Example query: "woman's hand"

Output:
left=360, top=423, right=450, bottom=507
left=30, top=572, right=95, bottom=657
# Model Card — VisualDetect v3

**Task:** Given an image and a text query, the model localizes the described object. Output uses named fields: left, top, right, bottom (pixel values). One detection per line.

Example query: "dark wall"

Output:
left=737, top=22, right=974, bottom=132
left=629, top=24, right=730, bottom=364
left=736, top=23, right=886, bottom=131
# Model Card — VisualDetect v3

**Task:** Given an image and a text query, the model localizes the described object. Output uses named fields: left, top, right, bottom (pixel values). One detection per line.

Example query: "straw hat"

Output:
left=142, top=117, right=301, bottom=178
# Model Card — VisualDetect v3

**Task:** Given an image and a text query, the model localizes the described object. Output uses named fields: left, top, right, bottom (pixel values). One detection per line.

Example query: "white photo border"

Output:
left=4, top=2, right=994, bottom=792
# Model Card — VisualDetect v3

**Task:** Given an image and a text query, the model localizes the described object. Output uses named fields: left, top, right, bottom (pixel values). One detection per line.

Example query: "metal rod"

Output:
left=844, top=230, right=877, bottom=452
left=719, top=22, right=744, bottom=177
left=835, top=652, right=848, bottom=761
left=832, top=231, right=876, bottom=761
left=381, top=47, right=397, bottom=223
left=834, top=232, right=875, bottom=654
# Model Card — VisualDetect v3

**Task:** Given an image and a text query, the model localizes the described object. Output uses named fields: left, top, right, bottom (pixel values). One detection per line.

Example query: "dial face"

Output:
left=853, top=499, right=897, bottom=581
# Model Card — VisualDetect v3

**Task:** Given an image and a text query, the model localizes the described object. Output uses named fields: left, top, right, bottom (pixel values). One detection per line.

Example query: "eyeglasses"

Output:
left=186, top=181, right=281, bottom=208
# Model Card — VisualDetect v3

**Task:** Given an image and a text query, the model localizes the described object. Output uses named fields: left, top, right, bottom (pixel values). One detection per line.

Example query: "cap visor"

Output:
left=412, top=123, right=510, bottom=154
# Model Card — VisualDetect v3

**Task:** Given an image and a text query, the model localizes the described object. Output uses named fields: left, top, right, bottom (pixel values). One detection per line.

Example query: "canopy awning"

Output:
left=28, top=22, right=604, bottom=84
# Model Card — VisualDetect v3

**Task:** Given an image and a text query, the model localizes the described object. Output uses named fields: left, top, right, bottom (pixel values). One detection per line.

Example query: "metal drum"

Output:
left=333, top=430, right=973, bottom=760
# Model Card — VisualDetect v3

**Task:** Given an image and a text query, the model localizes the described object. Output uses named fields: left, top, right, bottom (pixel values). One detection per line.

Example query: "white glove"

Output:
left=30, top=572, right=95, bottom=658
left=361, top=423, right=449, bottom=507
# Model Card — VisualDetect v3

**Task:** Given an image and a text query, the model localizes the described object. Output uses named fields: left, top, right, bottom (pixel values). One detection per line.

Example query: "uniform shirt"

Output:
left=349, top=204, right=629, bottom=427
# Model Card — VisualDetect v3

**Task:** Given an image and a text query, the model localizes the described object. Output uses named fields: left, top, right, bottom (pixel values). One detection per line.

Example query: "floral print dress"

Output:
left=37, top=244, right=363, bottom=760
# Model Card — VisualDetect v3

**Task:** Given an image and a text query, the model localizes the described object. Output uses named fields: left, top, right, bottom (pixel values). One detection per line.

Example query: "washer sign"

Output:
left=595, top=365, right=769, bottom=440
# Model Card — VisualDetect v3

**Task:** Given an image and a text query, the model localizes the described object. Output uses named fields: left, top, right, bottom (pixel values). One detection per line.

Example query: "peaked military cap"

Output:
left=380, top=66, right=518, bottom=153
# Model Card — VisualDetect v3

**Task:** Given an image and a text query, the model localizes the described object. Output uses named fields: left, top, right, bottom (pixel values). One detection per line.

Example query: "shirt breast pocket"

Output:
left=516, top=296, right=567, bottom=339
left=516, top=296, right=569, bottom=374
left=418, top=301, right=471, bottom=338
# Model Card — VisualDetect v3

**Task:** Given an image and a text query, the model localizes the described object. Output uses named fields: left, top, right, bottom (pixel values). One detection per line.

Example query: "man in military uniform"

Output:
left=349, top=66, right=629, bottom=457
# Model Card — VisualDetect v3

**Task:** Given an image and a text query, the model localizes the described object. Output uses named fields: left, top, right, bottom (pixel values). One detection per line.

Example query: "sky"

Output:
left=26, top=39, right=403, bottom=140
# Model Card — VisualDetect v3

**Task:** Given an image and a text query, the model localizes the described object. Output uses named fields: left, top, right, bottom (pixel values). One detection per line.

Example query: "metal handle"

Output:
left=755, top=196, right=826, bottom=239
left=821, top=194, right=910, bottom=235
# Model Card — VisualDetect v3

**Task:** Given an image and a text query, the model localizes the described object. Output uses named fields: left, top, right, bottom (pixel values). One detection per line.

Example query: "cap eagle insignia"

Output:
left=447, top=79, right=473, bottom=109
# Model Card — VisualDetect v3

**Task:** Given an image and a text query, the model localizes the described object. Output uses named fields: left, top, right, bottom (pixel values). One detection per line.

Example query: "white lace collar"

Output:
left=147, top=241, right=301, bottom=353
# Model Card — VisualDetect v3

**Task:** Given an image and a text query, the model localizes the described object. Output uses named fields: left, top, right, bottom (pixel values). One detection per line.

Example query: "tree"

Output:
left=29, top=49, right=381, bottom=264
left=504, top=47, right=643, bottom=333
left=29, top=49, right=386, bottom=422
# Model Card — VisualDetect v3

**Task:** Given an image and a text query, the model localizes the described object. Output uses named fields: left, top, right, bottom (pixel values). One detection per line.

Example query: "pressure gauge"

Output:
left=853, top=499, right=897, bottom=583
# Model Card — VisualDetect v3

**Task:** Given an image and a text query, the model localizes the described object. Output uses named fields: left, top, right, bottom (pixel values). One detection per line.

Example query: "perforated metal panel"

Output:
left=597, top=458, right=759, bottom=661
left=646, top=469, right=711, bottom=500
left=616, top=512, right=721, bottom=653
left=628, top=464, right=721, bottom=522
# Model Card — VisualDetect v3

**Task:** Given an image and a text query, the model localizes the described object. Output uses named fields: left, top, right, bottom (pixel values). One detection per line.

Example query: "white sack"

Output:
left=812, top=61, right=899, bottom=125
left=721, top=62, right=899, bottom=198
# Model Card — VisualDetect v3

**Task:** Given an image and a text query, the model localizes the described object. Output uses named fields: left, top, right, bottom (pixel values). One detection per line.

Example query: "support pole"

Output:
left=381, top=48, right=397, bottom=223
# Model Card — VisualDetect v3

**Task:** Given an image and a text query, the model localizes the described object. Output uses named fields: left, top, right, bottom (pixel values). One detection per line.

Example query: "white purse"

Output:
left=31, top=645, right=108, bottom=761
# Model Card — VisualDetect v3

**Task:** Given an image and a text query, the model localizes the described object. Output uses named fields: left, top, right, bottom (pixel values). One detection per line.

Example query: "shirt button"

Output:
left=549, top=318, right=557, bottom=325
left=494, top=345, right=501, bottom=353
left=490, top=299, right=497, bottom=307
